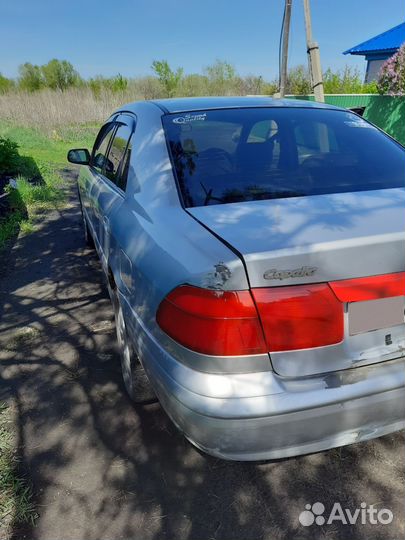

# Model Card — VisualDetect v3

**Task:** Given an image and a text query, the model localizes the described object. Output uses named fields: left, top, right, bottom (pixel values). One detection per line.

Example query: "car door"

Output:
left=91, top=114, right=135, bottom=274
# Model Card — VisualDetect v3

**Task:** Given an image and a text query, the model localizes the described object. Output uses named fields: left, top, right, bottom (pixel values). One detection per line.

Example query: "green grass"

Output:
left=0, top=403, right=37, bottom=539
left=0, top=121, right=97, bottom=250
left=0, top=122, right=98, bottom=165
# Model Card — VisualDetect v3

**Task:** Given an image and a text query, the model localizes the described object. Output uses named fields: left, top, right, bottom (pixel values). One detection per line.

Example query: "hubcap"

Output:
left=82, top=213, right=89, bottom=242
left=116, top=304, right=133, bottom=396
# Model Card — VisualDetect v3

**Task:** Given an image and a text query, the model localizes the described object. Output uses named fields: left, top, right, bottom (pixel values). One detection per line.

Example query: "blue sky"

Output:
left=0, top=0, right=404, bottom=80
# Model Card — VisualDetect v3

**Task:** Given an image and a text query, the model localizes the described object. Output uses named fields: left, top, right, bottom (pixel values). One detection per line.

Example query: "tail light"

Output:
left=329, top=272, right=405, bottom=302
left=157, top=273, right=404, bottom=357
left=252, top=284, right=344, bottom=352
left=156, top=285, right=267, bottom=356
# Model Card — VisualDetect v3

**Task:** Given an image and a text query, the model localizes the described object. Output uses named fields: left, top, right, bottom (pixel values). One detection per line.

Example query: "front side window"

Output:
left=162, top=108, right=405, bottom=207
left=91, top=123, right=115, bottom=175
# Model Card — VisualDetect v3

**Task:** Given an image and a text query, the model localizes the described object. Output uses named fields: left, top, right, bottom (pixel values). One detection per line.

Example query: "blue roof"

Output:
left=344, top=22, right=405, bottom=56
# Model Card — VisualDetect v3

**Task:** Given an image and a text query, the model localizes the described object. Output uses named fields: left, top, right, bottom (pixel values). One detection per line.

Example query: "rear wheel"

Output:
left=82, top=209, right=94, bottom=248
left=78, top=189, right=94, bottom=248
left=111, top=287, right=156, bottom=403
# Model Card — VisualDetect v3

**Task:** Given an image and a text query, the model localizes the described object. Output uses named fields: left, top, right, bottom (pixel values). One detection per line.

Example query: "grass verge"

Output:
left=0, top=403, right=37, bottom=539
left=0, top=121, right=98, bottom=251
left=0, top=122, right=98, bottom=165
left=0, top=162, right=65, bottom=251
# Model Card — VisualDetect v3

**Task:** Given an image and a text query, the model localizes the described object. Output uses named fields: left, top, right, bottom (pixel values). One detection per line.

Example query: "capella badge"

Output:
left=263, top=266, right=318, bottom=280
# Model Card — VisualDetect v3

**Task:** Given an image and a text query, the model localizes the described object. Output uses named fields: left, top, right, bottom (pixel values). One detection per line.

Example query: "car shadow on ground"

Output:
left=0, top=178, right=403, bottom=540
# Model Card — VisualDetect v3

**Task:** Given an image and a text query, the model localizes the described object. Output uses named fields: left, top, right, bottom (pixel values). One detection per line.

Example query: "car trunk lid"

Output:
left=188, top=189, right=405, bottom=376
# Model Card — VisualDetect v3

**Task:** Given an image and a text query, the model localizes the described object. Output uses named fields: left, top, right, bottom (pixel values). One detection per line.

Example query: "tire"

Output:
left=82, top=209, right=94, bottom=248
left=111, top=288, right=156, bottom=403
left=78, top=189, right=94, bottom=248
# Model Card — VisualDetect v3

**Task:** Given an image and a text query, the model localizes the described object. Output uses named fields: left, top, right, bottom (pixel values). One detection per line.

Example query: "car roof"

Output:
left=121, top=96, right=341, bottom=114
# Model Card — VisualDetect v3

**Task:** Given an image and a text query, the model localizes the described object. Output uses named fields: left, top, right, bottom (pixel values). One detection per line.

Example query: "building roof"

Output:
left=147, top=96, right=339, bottom=113
left=344, top=22, right=405, bottom=56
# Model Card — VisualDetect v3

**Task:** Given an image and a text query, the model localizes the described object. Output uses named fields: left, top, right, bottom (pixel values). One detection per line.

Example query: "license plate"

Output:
left=349, top=296, right=405, bottom=335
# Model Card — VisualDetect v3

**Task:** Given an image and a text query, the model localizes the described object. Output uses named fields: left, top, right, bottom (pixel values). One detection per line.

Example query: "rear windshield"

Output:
left=162, top=107, right=405, bottom=207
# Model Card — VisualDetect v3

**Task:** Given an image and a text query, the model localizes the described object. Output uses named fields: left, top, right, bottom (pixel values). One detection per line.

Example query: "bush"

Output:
left=0, top=74, right=14, bottom=94
left=89, top=74, right=128, bottom=97
left=285, top=65, right=378, bottom=95
left=151, top=60, right=183, bottom=97
left=0, top=137, right=20, bottom=175
left=377, top=44, right=405, bottom=95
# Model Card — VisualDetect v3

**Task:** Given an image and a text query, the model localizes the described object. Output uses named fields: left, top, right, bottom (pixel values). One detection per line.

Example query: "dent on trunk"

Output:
left=202, top=261, right=233, bottom=290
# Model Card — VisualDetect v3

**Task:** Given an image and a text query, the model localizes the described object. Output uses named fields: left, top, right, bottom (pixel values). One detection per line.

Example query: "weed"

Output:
left=0, top=403, right=38, bottom=539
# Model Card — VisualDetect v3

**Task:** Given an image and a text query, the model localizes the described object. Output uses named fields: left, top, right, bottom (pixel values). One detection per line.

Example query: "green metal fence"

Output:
left=288, top=94, right=405, bottom=146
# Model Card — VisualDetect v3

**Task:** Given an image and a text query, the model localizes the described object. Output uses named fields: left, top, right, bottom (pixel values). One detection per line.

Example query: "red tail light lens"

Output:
left=252, top=284, right=344, bottom=352
left=329, top=272, right=405, bottom=302
left=157, top=274, right=403, bottom=356
left=156, top=285, right=267, bottom=356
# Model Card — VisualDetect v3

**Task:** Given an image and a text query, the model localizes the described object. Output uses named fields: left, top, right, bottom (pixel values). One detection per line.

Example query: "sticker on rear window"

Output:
left=172, top=113, right=207, bottom=124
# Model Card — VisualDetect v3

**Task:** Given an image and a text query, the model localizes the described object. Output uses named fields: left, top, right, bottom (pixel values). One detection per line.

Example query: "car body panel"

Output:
left=189, top=189, right=405, bottom=376
left=188, top=189, right=405, bottom=288
left=120, top=289, right=405, bottom=460
left=74, top=97, right=405, bottom=459
left=77, top=101, right=256, bottom=375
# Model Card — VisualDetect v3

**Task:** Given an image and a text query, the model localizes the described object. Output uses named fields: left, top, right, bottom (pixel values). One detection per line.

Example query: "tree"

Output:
left=378, top=44, right=405, bottom=95
left=151, top=60, right=183, bottom=97
left=204, top=60, right=237, bottom=95
left=41, top=59, right=80, bottom=91
left=0, top=73, right=15, bottom=94
left=323, top=66, right=377, bottom=94
left=285, top=65, right=311, bottom=95
left=204, top=60, right=236, bottom=83
left=18, top=63, right=44, bottom=91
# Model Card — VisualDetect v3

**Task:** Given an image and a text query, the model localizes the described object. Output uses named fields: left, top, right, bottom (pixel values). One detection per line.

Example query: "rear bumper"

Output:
left=122, top=297, right=405, bottom=460
left=161, top=384, right=405, bottom=461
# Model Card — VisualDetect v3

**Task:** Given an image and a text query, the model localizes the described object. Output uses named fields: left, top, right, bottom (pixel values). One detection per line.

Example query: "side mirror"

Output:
left=67, top=148, right=90, bottom=165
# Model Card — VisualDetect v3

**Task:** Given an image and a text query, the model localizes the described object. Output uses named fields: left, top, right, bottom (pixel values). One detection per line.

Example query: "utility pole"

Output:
left=303, top=0, right=324, bottom=102
left=279, top=0, right=293, bottom=98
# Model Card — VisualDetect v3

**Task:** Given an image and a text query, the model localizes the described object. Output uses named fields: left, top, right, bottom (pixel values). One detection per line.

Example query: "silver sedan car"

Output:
left=68, top=97, right=405, bottom=461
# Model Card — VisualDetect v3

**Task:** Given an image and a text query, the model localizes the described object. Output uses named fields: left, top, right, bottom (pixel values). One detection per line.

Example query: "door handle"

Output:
left=103, top=216, right=110, bottom=232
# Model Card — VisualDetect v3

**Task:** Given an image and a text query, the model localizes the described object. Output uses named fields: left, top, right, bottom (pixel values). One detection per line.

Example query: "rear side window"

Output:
left=105, top=123, right=133, bottom=191
left=162, top=108, right=405, bottom=207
